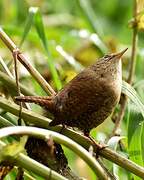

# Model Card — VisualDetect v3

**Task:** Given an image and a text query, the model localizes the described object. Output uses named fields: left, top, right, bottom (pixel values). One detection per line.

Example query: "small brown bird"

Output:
left=15, top=48, right=127, bottom=136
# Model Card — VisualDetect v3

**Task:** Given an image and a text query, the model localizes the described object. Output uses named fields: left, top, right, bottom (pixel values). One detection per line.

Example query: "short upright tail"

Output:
left=15, top=96, right=55, bottom=112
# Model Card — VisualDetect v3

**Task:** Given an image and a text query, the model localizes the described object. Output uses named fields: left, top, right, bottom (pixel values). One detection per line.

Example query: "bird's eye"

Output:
left=67, top=91, right=72, bottom=98
left=100, top=74, right=104, bottom=78
left=104, top=55, right=109, bottom=58
left=104, top=54, right=114, bottom=61
left=104, top=55, right=111, bottom=59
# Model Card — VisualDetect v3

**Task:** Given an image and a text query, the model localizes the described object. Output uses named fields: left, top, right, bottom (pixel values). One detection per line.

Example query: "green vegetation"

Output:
left=0, top=0, right=144, bottom=179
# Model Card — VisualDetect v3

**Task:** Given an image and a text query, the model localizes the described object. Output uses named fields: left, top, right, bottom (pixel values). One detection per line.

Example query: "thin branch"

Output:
left=0, top=97, right=144, bottom=178
left=13, top=49, right=22, bottom=125
left=0, top=27, right=56, bottom=96
left=111, top=0, right=138, bottom=136
left=0, top=126, right=110, bottom=179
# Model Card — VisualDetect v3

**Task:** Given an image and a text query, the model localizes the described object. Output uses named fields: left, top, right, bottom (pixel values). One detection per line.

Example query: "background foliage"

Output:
left=0, top=0, right=144, bottom=179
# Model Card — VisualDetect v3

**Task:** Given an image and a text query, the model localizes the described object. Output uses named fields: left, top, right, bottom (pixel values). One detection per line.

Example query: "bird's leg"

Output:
left=84, top=130, right=106, bottom=156
left=59, top=124, right=67, bottom=134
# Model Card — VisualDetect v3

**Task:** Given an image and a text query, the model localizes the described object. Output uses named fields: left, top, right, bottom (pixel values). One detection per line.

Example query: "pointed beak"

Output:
left=113, top=48, right=128, bottom=59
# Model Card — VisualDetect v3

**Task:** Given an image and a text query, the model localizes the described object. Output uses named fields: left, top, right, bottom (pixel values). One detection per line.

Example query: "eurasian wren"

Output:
left=15, top=48, right=127, bottom=135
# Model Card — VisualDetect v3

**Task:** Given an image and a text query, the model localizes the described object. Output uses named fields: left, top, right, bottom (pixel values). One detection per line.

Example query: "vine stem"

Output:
left=13, top=49, right=23, bottom=125
left=0, top=126, right=110, bottom=179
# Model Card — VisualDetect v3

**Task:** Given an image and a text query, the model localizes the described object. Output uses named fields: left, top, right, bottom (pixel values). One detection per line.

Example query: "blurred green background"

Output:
left=0, top=0, right=144, bottom=179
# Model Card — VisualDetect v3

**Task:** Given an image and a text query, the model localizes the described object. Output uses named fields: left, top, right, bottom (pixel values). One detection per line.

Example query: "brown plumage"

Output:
left=15, top=48, right=127, bottom=135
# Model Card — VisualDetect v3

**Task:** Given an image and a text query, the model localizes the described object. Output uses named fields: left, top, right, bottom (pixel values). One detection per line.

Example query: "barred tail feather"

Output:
left=15, top=96, right=55, bottom=112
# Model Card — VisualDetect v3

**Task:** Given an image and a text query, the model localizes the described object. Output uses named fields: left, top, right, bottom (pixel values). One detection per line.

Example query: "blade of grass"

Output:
left=0, top=115, right=15, bottom=127
left=142, top=124, right=144, bottom=164
left=77, top=0, right=103, bottom=36
left=20, top=7, right=62, bottom=90
left=77, top=0, right=108, bottom=53
left=127, top=104, right=143, bottom=145
left=34, top=8, right=62, bottom=90
left=122, top=81, right=144, bottom=118
left=128, top=124, right=143, bottom=180
left=19, top=7, right=38, bottom=47
left=107, top=136, right=126, bottom=178
left=15, top=0, right=28, bottom=24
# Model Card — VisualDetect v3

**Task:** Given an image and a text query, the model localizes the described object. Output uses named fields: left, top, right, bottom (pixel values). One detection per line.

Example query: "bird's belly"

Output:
left=62, top=93, right=119, bottom=131
left=53, top=78, right=121, bottom=131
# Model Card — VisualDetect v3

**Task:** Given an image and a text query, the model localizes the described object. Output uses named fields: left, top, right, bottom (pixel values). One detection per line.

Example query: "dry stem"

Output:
left=111, top=0, right=138, bottom=136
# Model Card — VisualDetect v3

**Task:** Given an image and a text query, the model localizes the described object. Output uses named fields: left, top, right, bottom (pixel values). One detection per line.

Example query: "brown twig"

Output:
left=0, top=27, right=56, bottom=96
left=13, top=49, right=22, bottom=125
left=111, top=0, right=138, bottom=136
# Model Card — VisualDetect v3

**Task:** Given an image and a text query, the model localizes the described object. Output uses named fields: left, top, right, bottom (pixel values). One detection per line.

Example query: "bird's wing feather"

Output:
left=55, top=69, right=107, bottom=119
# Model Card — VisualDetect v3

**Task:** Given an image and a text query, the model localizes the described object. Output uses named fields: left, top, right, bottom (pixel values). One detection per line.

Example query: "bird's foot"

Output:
left=59, top=124, right=67, bottom=134
left=89, top=136, right=107, bottom=151
left=84, top=131, right=107, bottom=156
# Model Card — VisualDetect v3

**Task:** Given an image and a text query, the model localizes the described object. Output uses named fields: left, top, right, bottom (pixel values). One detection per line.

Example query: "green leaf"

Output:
left=128, top=124, right=143, bottom=180
left=15, top=0, right=28, bottom=24
left=107, top=136, right=127, bottom=178
left=141, top=124, right=144, bottom=164
left=34, top=9, right=48, bottom=52
left=77, top=0, right=107, bottom=53
left=33, top=8, right=62, bottom=90
left=20, top=7, right=62, bottom=90
left=123, top=81, right=144, bottom=173
left=20, top=7, right=38, bottom=47
left=0, top=136, right=27, bottom=162
left=122, top=81, right=144, bottom=118
left=4, top=168, right=17, bottom=180
left=0, top=115, right=15, bottom=128
left=107, top=136, right=125, bottom=150
left=127, top=104, right=143, bottom=146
